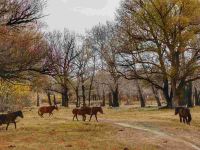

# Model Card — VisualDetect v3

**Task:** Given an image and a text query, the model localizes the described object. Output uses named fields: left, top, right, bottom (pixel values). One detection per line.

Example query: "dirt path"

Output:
left=114, top=122, right=200, bottom=150
left=58, top=113, right=200, bottom=150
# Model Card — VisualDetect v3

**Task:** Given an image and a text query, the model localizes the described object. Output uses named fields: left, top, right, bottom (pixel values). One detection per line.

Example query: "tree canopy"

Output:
left=116, top=0, right=200, bottom=107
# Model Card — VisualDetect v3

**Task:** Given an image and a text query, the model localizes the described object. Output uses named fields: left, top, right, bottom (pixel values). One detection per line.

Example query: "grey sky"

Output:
left=44, top=0, right=121, bottom=34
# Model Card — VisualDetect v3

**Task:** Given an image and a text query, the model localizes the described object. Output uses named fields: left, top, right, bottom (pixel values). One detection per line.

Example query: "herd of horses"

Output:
left=0, top=105, right=192, bottom=130
left=37, top=105, right=103, bottom=122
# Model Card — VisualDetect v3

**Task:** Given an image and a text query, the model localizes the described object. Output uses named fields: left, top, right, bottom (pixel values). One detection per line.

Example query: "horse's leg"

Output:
left=6, top=123, right=9, bottom=130
left=95, top=114, right=98, bottom=122
left=83, top=115, right=86, bottom=121
left=14, top=122, right=16, bottom=129
left=186, top=117, right=190, bottom=125
left=76, top=114, right=79, bottom=121
left=180, top=117, right=182, bottom=122
left=82, top=115, right=86, bottom=121
left=82, top=115, right=84, bottom=121
left=89, top=114, right=93, bottom=121
left=179, top=114, right=182, bottom=122
left=186, top=118, right=189, bottom=125
left=187, top=118, right=190, bottom=125
left=73, top=114, right=75, bottom=121
left=185, top=116, right=188, bottom=123
left=183, top=117, right=187, bottom=123
left=40, top=113, right=44, bottom=118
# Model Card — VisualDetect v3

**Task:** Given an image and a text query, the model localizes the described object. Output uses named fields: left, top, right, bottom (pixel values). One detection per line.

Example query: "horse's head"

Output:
left=175, top=107, right=179, bottom=115
left=18, top=111, right=24, bottom=118
left=98, top=107, right=104, bottom=114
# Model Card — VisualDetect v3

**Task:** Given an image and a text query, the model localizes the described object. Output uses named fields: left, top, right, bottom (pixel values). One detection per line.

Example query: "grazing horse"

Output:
left=38, top=105, right=58, bottom=117
left=89, top=107, right=103, bottom=122
left=175, top=106, right=192, bottom=125
left=0, top=111, right=24, bottom=130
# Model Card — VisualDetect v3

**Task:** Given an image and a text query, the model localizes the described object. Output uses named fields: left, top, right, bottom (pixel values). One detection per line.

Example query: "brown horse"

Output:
left=89, top=107, right=103, bottom=122
left=72, top=108, right=87, bottom=121
left=72, top=106, right=103, bottom=122
left=175, top=106, right=192, bottom=125
left=38, top=105, right=58, bottom=117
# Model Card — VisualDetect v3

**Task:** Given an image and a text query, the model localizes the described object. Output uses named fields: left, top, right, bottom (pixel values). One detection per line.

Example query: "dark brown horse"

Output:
left=72, top=108, right=87, bottom=121
left=0, top=111, right=24, bottom=130
left=72, top=106, right=103, bottom=122
left=175, top=106, right=192, bottom=125
left=38, top=105, right=58, bottom=117
left=89, top=107, right=103, bottom=122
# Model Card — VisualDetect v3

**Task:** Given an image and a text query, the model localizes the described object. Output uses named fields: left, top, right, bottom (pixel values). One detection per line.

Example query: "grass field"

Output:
left=0, top=106, right=200, bottom=150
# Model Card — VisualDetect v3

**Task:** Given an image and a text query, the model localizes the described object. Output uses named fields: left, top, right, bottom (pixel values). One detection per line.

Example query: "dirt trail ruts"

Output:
left=114, top=122, right=200, bottom=150
left=55, top=116, right=200, bottom=150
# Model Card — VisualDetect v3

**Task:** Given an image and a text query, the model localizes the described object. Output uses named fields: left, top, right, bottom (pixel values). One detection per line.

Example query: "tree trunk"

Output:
left=194, top=87, right=200, bottom=106
left=171, top=79, right=187, bottom=107
left=88, top=82, right=93, bottom=105
left=112, top=84, right=119, bottom=107
left=108, top=93, right=113, bottom=107
left=88, top=56, right=96, bottom=106
left=36, top=92, right=40, bottom=107
left=163, top=79, right=173, bottom=108
left=93, top=94, right=97, bottom=101
left=183, top=82, right=193, bottom=107
left=135, top=79, right=145, bottom=107
left=62, top=87, right=69, bottom=107
left=102, top=89, right=106, bottom=106
left=88, top=89, right=91, bottom=106
left=82, top=84, right=86, bottom=107
left=151, top=85, right=161, bottom=107
left=53, top=94, right=57, bottom=106
left=96, top=85, right=101, bottom=101
left=75, top=87, right=80, bottom=107
left=187, top=82, right=193, bottom=107
left=47, top=92, right=52, bottom=106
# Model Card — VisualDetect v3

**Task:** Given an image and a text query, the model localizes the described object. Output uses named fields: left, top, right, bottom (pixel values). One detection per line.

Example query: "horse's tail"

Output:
left=38, top=109, right=42, bottom=116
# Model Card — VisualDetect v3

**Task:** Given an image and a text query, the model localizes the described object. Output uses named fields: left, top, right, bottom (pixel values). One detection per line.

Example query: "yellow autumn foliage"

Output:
left=0, top=81, right=33, bottom=111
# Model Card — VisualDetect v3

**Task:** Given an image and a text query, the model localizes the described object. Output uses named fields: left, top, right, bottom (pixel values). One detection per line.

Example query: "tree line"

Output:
left=0, top=0, right=200, bottom=108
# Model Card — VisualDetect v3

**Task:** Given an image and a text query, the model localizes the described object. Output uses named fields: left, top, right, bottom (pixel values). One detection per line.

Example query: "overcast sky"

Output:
left=44, top=0, right=121, bottom=34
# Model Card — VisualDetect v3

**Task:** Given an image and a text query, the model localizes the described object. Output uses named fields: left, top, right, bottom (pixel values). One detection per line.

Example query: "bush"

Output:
left=0, top=81, right=32, bottom=112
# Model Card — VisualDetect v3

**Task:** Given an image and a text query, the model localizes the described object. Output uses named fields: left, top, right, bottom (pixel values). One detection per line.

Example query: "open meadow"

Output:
left=0, top=106, right=200, bottom=150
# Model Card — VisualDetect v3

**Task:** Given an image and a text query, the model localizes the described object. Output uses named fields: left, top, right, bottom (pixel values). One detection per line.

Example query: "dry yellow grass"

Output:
left=0, top=106, right=200, bottom=150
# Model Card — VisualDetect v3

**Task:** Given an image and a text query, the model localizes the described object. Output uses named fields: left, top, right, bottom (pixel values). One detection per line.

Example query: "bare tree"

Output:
left=45, top=29, right=79, bottom=107
left=88, top=22, right=121, bottom=107
left=0, top=0, right=45, bottom=28
left=74, top=39, right=93, bottom=106
left=88, top=55, right=96, bottom=106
